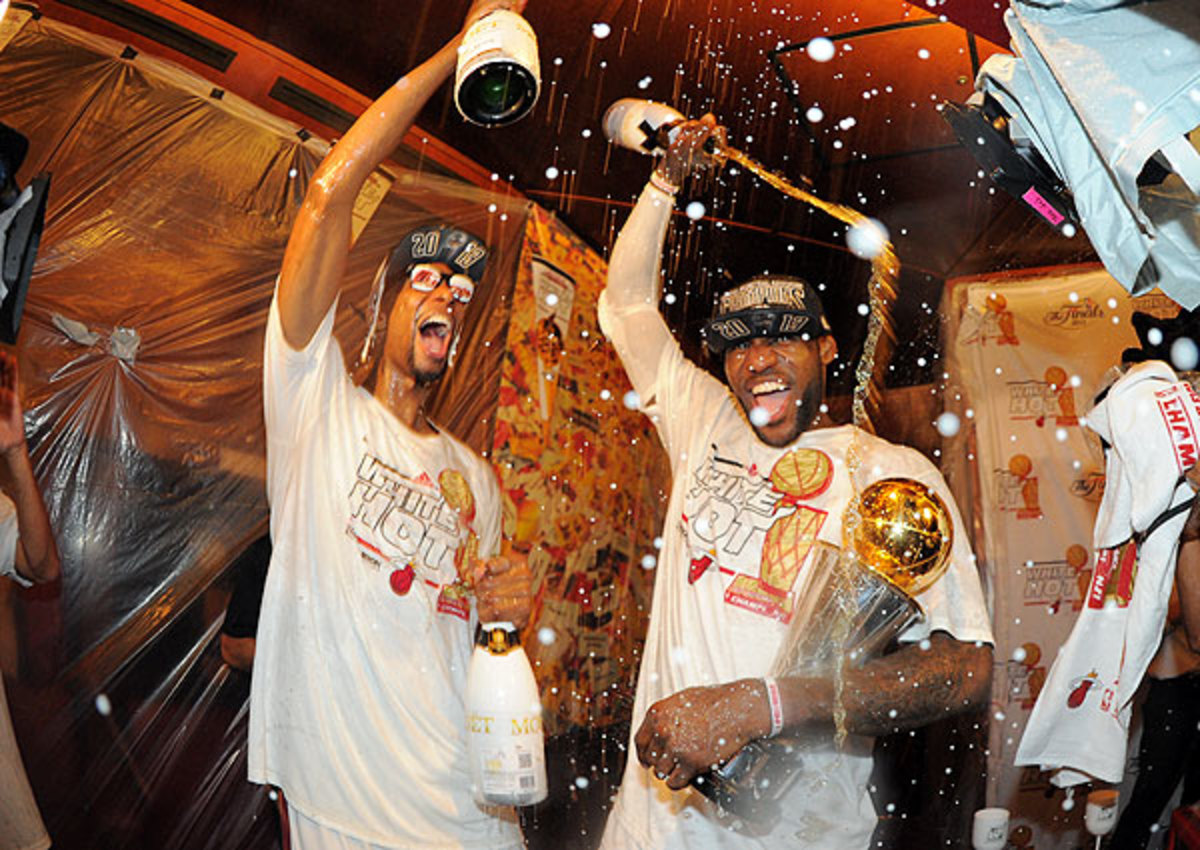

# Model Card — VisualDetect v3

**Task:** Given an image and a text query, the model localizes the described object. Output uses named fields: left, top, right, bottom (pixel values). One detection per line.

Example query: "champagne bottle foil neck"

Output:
left=476, top=621, right=521, bottom=653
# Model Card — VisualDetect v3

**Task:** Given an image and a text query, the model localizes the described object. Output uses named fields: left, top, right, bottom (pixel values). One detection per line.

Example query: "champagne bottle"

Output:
left=465, top=621, right=548, bottom=806
left=455, top=10, right=540, bottom=127
left=602, top=98, right=685, bottom=155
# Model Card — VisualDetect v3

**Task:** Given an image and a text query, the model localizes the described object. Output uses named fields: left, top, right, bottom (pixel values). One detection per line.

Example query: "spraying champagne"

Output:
left=601, top=96, right=901, bottom=433
left=455, top=9, right=541, bottom=127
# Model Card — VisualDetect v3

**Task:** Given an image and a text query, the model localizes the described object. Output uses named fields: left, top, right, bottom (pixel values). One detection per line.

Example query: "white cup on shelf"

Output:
left=972, top=807, right=1009, bottom=850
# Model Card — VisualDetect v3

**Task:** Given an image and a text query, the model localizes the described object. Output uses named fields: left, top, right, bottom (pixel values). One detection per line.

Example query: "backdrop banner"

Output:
left=493, top=205, right=670, bottom=736
left=947, top=265, right=1178, bottom=849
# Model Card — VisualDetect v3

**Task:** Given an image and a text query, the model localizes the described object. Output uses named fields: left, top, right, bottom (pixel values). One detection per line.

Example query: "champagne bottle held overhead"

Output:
left=455, top=10, right=541, bottom=127
left=601, top=98, right=686, bottom=155
left=466, top=621, right=548, bottom=806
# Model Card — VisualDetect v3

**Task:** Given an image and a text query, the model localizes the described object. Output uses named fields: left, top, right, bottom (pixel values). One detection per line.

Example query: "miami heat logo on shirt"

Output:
left=346, top=453, right=473, bottom=614
left=684, top=445, right=833, bottom=623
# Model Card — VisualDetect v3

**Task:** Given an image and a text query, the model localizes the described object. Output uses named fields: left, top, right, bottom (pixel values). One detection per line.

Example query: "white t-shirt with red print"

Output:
left=248, top=293, right=521, bottom=849
left=597, top=291, right=994, bottom=850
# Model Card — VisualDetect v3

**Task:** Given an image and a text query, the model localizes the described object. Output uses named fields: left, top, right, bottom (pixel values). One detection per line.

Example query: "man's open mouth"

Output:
left=750, top=378, right=791, bottom=423
left=418, top=316, right=452, bottom=361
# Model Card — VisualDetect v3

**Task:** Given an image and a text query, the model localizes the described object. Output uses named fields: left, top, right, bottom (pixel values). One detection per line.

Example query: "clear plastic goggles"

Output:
left=408, top=263, right=476, bottom=304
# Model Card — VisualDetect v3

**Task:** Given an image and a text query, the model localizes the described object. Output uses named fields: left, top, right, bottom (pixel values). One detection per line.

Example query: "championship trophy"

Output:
left=692, top=478, right=955, bottom=825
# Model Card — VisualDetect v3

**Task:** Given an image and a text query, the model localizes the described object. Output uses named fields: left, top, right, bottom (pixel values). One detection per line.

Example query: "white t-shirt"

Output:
left=0, top=493, right=51, bottom=850
left=598, top=293, right=994, bottom=850
left=248, top=295, right=521, bottom=850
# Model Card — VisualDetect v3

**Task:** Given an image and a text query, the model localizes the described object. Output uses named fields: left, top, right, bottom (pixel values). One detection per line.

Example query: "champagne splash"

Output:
left=833, top=429, right=866, bottom=747
left=717, top=146, right=899, bottom=435
left=713, top=145, right=900, bottom=746
left=827, top=547, right=856, bottom=748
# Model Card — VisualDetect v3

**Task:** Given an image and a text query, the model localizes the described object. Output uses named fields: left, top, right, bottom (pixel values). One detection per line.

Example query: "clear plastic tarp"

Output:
left=0, top=15, right=530, bottom=848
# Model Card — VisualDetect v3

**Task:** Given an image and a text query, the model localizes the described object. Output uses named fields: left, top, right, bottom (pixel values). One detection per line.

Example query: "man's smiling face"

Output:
left=384, top=262, right=462, bottom=386
left=723, top=333, right=838, bottom=447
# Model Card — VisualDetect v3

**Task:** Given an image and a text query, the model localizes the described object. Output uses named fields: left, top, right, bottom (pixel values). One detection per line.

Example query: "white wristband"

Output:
left=648, top=171, right=680, bottom=195
left=763, top=677, right=784, bottom=738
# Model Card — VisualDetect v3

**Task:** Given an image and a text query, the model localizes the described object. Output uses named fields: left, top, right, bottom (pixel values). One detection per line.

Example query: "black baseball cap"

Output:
left=383, top=223, right=489, bottom=289
left=702, top=275, right=831, bottom=356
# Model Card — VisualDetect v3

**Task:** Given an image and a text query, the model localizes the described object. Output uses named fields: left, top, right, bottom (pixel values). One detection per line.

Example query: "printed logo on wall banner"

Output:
left=1042, top=296, right=1105, bottom=329
left=966, top=292, right=1020, bottom=346
left=1154, top=382, right=1200, bottom=474
left=994, top=454, right=1042, bottom=520
left=1131, top=292, right=1179, bottom=320
left=1005, top=641, right=1046, bottom=710
left=1069, top=470, right=1106, bottom=503
left=1021, top=544, right=1091, bottom=613
left=1087, top=542, right=1137, bottom=610
left=681, top=445, right=832, bottom=623
left=1006, top=366, right=1078, bottom=427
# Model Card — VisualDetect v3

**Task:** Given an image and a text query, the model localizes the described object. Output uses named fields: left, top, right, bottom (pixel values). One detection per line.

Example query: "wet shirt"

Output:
left=598, top=290, right=993, bottom=850
left=248, top=293, right=520, bottom=849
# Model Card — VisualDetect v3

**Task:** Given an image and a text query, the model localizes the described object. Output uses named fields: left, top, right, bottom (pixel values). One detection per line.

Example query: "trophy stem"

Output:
left=691, top=543, right=922, bottom=826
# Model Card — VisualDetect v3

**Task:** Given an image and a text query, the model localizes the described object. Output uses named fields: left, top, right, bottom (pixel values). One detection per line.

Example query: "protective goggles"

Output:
left=407, top=263, right=476, bottom=304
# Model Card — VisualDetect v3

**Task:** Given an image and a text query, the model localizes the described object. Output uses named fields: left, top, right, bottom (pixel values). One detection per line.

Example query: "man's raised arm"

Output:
left=599, top=117, right=724, bottom=394
left=277, top=0, right=526, bottom=350
left=0, top=352, right=58, bottom=584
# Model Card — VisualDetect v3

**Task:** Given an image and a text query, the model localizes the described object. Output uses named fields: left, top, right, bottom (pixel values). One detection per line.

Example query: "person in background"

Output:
left=0, top=351, right=62, bottom=850
left=219, top=533, right=289, bottom=848
left=219, top=535, right=271, bottom=673
left=1109, top=570, right=1200, bottom=848
left=247, top=2, right=533, bottom=848
left=1097, top=310, right=1200, bottom=848
left=1181, top=464, right=1200, bottom=652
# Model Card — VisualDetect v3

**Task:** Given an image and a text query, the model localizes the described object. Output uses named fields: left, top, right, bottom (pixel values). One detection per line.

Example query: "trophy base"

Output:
left=691, top=739, right=801, bottom=826
left=690, top=544, right=925, bottom=828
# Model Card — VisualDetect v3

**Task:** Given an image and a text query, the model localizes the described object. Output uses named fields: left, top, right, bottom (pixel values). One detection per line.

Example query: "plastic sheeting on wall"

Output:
left=0, top=14, right=528, bottom=848
left=978, top=1, right=1200, bottom=306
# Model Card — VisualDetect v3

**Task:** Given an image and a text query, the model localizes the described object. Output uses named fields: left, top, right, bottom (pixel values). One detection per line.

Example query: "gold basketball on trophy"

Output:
left=843, top=478, right=953, bottom=597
